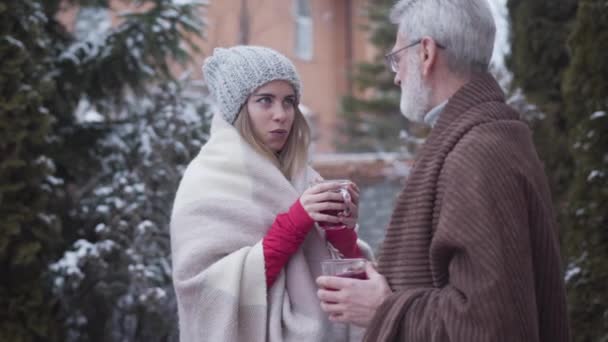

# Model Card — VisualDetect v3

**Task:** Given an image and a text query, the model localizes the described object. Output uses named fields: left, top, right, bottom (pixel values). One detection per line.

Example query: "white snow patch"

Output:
left=37, top=213, right=56, bottom=225
left=587, top=170, right=605, bottom=182
left=590, top=111, right=606, bottom=120
left=75, top=98, right=104, bottom=123
left=172, top=0, right=207, bottom=5
left=74, top=7, right=111, bottom=42
left=137, top=220, right=155, bottom=234
left=565, top=265, right=581, bottom=282
left=95, top=223, right=107, bottom=234
left=35, top=155, right=56, bottom=172
left=113, top=197, right=126, bottom=209
left=50, top=239, right=99, bottom=278
left=96, top=205, right=111, bottom=214
left=134, top=183, right=145, bottom=192
left=4, top=36, right=25, bottom=50
left=94, top=186, right=113, bottom=197
left=46, top=176, right=64, bottom=186
left=488, top=0, right=510, bottom=70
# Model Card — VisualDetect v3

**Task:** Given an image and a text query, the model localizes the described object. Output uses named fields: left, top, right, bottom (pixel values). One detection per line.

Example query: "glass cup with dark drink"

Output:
left=321, top=258, right=368, bottom=281
left=317, top=179, right=352, bottom=230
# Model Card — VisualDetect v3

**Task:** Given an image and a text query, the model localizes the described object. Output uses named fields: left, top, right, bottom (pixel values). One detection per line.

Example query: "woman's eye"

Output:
left=257, top=97, right=272, bottom=105
left=283, top=98, right=295, bottom=106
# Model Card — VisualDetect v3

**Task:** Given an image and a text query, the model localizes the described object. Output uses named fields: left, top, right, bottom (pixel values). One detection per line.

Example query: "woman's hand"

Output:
left=300, top=182, right=348, bottom=225
left=339, top=182, right=360, bottom=229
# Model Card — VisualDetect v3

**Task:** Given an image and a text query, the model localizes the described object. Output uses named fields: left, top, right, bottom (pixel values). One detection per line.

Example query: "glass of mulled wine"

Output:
left=317, top=179, right=352, bottom=230
left=320, top=258, right=368, bottom=280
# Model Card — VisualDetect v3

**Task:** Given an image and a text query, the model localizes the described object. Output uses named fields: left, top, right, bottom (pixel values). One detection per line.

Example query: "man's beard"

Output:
left=399, top=54, right=432, bottom=124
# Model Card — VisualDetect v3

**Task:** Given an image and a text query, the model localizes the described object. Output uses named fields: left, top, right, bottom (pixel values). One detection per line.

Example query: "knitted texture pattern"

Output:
left=202, top=45, right=302, bottom=124
left=364, top=74, right=570, bottom=342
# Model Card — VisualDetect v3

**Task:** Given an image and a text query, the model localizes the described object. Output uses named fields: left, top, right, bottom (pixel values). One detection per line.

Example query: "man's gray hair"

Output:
left=390, top=0, right=496, bottom=74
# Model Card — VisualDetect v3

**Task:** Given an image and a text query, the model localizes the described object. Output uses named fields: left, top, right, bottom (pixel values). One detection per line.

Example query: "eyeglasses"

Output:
left=384, top=39, right=446, bottom=73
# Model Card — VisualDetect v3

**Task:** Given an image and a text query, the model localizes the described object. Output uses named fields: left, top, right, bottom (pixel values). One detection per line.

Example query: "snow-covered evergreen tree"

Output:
left=0, top=1, right=63, bottom=340
left=3, top=0, right=209, bottom=340
left=50, top=79, right=210, bottom=341
left=508, top=0, right=608, bottom=339
left=560, top=1, right=608, bottom=339
left=45, top=1, right=209, bottom=340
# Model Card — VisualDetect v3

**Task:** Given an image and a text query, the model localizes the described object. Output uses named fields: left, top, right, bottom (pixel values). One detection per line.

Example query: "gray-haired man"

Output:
left=317, top=0, right=570, bottom=341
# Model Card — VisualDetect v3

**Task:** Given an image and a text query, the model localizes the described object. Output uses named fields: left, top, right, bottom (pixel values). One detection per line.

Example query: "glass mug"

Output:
left=321, top=258, right=368, bottom=280
left=317, top=179, right=352, bottom=229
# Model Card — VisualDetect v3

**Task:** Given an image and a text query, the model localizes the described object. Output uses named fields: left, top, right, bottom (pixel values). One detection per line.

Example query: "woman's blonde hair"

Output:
left=234, top=103, right=311, bottom=181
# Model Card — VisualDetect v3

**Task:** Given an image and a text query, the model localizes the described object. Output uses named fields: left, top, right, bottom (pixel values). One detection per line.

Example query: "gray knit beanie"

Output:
left=202, top=45, right=302, bottom=124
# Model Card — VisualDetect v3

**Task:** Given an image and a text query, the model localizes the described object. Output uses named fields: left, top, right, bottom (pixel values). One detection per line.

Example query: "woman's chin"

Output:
left=271, top=145, right=285, bottom=154
left=266, top=140, right=287, bottom=153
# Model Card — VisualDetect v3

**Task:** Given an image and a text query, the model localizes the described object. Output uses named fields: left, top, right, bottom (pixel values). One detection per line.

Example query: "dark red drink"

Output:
left=319, top=200, right=345, bottom=229
left=323, top=270, right=367, bottom=292
left=317, top=180, right=351, bottom=229
left=337, top=270, right=368, bottom=280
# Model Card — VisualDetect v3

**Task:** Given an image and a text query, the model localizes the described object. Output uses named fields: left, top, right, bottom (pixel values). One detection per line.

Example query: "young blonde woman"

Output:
left=170, top=46, right=370, bottom=342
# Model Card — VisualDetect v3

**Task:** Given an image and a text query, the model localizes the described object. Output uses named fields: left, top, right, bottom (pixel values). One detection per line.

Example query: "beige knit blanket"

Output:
left=171, top=114, right=365, bottom=342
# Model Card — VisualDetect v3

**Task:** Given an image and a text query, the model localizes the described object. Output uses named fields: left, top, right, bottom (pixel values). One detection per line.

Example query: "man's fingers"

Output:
left=317, top=288, right=341, bottom=302
left=319, top=299, right=345, bottom=314
left=317, top=275, right=352, bottom=290
left=329, top=313, right=350, bottom=323
left=365, top=261, right=380, bottom=278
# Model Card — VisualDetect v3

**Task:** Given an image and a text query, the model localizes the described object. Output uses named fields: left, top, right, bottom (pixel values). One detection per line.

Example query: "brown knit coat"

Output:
left=364, top=74, right=570, bottom=342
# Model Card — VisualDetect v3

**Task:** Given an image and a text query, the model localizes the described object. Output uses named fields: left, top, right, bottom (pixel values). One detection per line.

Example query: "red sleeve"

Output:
left=262, top=200, right=314, bottom=288
left=325, top=226, right=363, bottom=258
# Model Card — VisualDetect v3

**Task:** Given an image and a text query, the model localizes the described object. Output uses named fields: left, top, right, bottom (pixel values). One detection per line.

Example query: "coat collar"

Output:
left=431, top=73, right=505, bottom=137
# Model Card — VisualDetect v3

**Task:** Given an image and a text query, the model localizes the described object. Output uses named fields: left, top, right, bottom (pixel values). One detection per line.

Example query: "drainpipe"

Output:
left=345, top=0, right=353, bottom=95
left=239, top=0, right=250, bottom=45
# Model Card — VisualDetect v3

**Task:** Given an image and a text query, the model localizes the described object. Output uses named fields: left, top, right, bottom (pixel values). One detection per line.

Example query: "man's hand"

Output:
left=316, top=262, right=392, bottom=327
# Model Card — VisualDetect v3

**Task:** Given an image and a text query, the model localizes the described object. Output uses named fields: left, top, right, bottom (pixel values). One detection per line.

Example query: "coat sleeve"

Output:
left=263, top=199, right=314, bottom=288
left=365, top=125, right=542, bottom=342
left=264, top=202, right=364, bottom=288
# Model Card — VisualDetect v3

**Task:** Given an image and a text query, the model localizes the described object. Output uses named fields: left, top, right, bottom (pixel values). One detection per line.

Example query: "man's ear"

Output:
left=420, top=36, right=439, bottom=77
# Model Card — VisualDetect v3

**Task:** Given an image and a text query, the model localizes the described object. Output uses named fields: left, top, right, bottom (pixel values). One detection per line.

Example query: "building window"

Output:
left=294, top=0, right=313, bottom=60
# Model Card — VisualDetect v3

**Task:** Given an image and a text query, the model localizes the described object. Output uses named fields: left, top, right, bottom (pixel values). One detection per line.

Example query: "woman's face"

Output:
left=245, top=80, right=297, bottom=153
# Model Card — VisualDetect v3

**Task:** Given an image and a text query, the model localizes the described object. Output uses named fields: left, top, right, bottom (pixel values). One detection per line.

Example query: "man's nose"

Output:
left=394, top=73, right=401, bottom=86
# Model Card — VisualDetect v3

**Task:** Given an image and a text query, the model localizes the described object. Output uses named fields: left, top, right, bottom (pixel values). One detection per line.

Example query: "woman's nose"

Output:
left=272, top=104, right=287, bottom=121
